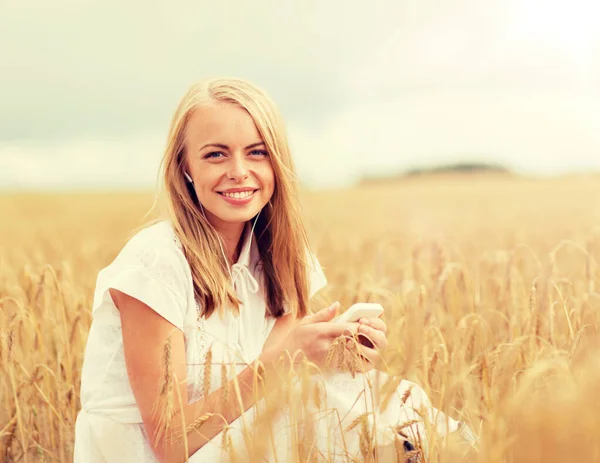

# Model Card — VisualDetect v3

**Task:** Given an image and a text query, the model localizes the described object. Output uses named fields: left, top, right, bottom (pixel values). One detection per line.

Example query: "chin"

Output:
left=220, top=212, right=259, bottom=224
left=207, top=204, right=266, bottom=226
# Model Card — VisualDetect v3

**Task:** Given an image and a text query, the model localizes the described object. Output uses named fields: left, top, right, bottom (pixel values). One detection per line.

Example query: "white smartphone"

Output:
left=332, top=303, right=384, bottom=323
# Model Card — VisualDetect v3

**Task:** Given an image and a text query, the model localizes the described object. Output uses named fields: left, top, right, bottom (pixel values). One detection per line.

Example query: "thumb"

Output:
left=303, top=301, right=340, bottom=324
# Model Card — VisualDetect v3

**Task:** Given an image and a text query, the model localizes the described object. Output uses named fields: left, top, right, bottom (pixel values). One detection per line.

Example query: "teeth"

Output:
left=222, top=190, right=254, bottom=199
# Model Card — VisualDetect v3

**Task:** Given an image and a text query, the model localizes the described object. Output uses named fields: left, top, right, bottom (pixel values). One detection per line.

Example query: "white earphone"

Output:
left=184, top=168, right=263, bottom=278
left=197, top=199, right=261, bottom=282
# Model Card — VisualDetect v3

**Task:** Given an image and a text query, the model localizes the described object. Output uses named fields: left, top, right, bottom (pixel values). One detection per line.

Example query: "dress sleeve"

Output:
left=278, top=250, right=328, bottom=316
left=91, top=231, right=189, bottom=331
left=307, top=251, right=328, bottom=298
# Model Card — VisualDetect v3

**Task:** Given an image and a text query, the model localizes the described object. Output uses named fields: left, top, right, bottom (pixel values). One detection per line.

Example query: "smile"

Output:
left=218, top=190, right=257, bottom=199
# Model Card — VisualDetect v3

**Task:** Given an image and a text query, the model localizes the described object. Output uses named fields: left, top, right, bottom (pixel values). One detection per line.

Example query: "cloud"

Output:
left=1, top=0, right=599, bottom=189
left=291, top=88, right=600, bottom=180
left=0, top=132, right=164, bottom=189
left=0, top=0, right=368, bottom=141
left=3, top=86, right=599, bottom=190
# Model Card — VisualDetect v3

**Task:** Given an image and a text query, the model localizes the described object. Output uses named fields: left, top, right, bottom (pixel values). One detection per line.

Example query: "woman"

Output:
left=74, top=78, right=475, bottom=462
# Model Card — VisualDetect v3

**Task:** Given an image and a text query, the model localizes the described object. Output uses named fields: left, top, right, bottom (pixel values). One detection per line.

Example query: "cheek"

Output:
left=261, top=164, right=275, bottom=192
left=195, top=170, right=221, bottom=192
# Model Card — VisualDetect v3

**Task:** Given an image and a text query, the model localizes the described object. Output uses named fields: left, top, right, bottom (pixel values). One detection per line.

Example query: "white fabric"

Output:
left=74, top=220, right=471, bottom=462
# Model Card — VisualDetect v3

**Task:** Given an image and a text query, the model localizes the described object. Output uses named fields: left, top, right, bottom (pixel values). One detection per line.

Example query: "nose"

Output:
left=227, top=154, right=249, bottom=181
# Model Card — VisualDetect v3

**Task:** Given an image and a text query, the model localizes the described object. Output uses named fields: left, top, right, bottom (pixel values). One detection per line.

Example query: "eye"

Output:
left=204, top=151, right=224, bottom=159
left=249, top=149, right=269, bottom=157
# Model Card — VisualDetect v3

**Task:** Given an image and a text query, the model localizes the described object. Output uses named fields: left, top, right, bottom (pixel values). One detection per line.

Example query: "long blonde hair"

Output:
left=160, top=77, right=311, bottom=319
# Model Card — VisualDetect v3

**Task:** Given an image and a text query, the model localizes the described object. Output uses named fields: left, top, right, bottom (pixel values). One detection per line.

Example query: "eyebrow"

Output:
left=199, top=142, right=265, bottom=151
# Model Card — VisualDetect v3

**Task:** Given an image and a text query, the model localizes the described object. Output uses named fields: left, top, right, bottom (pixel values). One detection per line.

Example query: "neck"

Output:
left=214, top=221, right=246, bottom=265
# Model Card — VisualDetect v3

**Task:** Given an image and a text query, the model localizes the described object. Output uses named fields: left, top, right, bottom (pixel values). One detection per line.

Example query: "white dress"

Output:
left=74, top=220, right=474, bottom=462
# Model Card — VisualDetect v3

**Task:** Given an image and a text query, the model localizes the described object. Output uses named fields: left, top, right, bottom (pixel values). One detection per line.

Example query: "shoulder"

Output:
left=119, top=220, right=183, bottom=260
left=108, top=220, right=190, bottom=286
left=126, top=220, right=181, bottom=250
left=93, top=220, right=191, bottom=328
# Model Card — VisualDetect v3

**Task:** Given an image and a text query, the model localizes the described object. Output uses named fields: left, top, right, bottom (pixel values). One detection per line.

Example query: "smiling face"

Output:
left=184, top=102, right=275, bottom=232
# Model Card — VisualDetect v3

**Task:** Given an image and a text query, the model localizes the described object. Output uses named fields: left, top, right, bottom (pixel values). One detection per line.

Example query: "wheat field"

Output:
left=2, top=173, right=600, bottom=462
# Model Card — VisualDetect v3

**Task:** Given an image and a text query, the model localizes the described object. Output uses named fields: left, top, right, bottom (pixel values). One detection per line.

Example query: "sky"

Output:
left=1, top=0, right=599, bottom=190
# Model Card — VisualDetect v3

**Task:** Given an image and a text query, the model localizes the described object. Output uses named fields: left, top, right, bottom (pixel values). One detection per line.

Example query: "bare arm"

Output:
left=114, top=291, right=359, bottom=463
left=261, top=312, right=297, bottom=352
left=112, top=289, right=282, bottom=463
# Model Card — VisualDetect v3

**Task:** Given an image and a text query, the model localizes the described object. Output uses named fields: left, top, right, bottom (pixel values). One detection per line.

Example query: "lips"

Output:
left=218, top=189, right=257, bottom=199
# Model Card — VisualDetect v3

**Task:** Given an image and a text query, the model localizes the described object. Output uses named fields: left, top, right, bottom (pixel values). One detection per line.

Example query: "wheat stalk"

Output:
left=153, top=335, right=174, bottom=446
left=6, top=182, right=600, bottom=461
left=221, top=362, right=229, bottom=412
left=203, top=347, right=212, bottom=397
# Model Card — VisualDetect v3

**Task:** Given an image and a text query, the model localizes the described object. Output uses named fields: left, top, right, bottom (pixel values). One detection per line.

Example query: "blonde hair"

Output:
left=160, top=77, right=312, bottom=319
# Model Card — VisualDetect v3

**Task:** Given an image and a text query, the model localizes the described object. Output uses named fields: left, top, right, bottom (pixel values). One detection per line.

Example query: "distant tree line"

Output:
left=360, top=162, right=512, bottom=184
left=405, top=162, right=511, bottom=176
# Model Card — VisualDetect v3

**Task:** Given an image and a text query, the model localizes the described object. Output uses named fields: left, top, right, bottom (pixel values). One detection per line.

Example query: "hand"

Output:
left=266, top=302, right=360, bottom=370
left=355, top=316, right=388, bottom=371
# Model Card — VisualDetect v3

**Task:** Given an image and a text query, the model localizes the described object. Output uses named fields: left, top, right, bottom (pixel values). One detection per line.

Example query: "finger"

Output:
left=303, top=302, right=340, bottom=324
left=322, top=322, right=360, bottom=338
left=359, top=317, right=387, bottom=334
left=357, top=324, right=387, bottom=351
left=371, top=317, right=387, bottom=334
left=357, top=344, right=380, bottom=366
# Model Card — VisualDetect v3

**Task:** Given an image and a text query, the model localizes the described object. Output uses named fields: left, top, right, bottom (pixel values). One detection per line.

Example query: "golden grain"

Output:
left=3, top=175, right=600, bottom=461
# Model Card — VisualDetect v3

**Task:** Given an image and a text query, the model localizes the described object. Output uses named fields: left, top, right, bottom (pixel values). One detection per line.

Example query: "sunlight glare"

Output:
left=513, top=0, right=599, bottom=57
